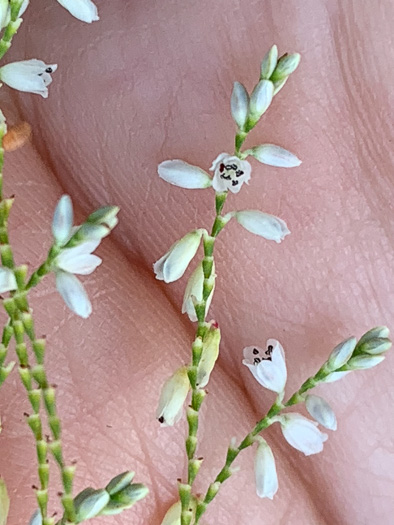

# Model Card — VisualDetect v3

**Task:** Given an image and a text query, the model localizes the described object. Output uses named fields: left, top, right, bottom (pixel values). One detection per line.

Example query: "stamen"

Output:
left=254, top=357, right=261, bottom=364
left=158, top=416, right=164, bottom=424
left=45, top=67, right=53, bottom=73
left=253, top=348, right=259, bottom=355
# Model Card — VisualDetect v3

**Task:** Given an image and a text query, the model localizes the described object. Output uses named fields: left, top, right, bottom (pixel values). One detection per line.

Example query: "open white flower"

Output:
left=156, top=367, right=190, bottom=426
left=153, top=230, right=204, bottom=283
left=210, top=153, right=251, bottom=194
left=235, top=210, right=290, bottom=243
left=56, top=0, right=99, bottom=23
left=243, top=339, right=287, bottom=394
left=305, top=395, right=337, bottom=431
left=254, top=437, right=278, bottom=499
left=0, top=59, right=57, bottom=98
left=0, top=267, right=17, bottom=294
left=158, top=160, right=212, bottom=190
left=54, top=240, right=102, bottom=318
left=182, top=262, right=215, bottom=322
left=274, top=413, right=328, bottom=456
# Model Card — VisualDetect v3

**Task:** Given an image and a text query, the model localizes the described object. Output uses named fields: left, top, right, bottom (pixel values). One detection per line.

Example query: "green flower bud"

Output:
left=357, top=337, right=392, bottom=356
left=260, top=45, right=278, bottom=80
left=74, top=488, right=110, bottom=521
left=270, top=53, right=301, bottom=82
left=105, top=471, right=135, bottom=496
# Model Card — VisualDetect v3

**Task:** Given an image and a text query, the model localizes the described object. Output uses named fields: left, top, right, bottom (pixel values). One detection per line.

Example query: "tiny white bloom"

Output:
left=158, top=160, right=212, bottom=190
left=305, top=395, right=337, bottom=431
left=275, top=413, right=328, bottom=456
left=326, top=337, right=357, bottom=371
left=347, top=354, right=385, bottom=370
left=254, top=437, right=278, bottom=499
left=153, top=230, right=203, bottom=284
left=52, top=195, right=73, bottom=246
left=231, top=81, right=249, bottom=129
left=182, top=262, right=215, bottom=322
left=156, top=366, right=190, bottom=426
left=243, top=339, right=287, bottom=394
left=236, top=210, right=290, bottom=243
left=56, top=0, right=99, bottom=23
left=251, top=144, right=301, bottom=168
left=210, top=153, right=251, bottom=194
left=196, top=325, right=220, bottom=388
left=28, top=510, right=42, bottom=525
left=322, top=371, right=351, bottom=383
left=249, top=80, right=274, bottom=124
left=0, top=267, right=17, bottom=293
left=0, top=59, right=57, bottom=98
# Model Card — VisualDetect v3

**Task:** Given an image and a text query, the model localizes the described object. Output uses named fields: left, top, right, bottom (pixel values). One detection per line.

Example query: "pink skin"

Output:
left=0, top=0, right=393, bottom=523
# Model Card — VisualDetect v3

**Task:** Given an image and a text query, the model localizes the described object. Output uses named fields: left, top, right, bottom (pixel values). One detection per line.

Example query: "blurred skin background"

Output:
left=0, top=0, right=393, bottom=523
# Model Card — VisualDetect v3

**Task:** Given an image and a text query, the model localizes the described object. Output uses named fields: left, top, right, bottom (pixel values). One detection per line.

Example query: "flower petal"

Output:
left=249, top=80, right=274, bottom=123
left=156, top=367, right=190, bottom=426
left=326, top=337, right=357, bottom=371
left=57, top=254, right=102, bottom=275
left=0, top=60, right=57, bottom=98
left=211, top=153, right=251, bottom=194
left=0, top=267, right=17, bottom=293
left=251, top=144, right=301, bottom=168
left=160, top=501, right=182, bottom=525
left=277, top=413, right=328, bottom=456
left=56, top=271, right=92, bottom=318
left=182, top=262, right=215, bottom=322
left=236, top=210, right=290, bottom=243
left=305, top=395, right=337, bottom=431
left=56, top=0, right=99, bottom=23
left=322, top=371, right=351, bottom=383
left=254, top=438, right=278, bottom=499
left=28, top=510, right=42, bottom=525
left=231, top=81, right=249, bottom=129
left=158, top=160, right=212, bottom=189
left=52, top=195, right=73, bottom=246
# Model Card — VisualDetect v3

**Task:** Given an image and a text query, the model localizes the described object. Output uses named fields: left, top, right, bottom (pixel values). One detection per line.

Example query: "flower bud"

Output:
left=196, top=325, right=221, bottom=388
left=357, top=337, right=391, bottom=355
left=357, top=326, right=390, bottom=345
left=182, top=262, right=215, bottom=322
left=0, top=0, right=9, bottom=30
left=161, top=501, right=182, bottom=525
left=248, top=80, right=274, bottom=126
left=100, top=483, right=149, bottom=515
left=270, top=53, right=301, bottom=82
left=156, top=366, right=190, bottom=426
left=231, top=81, right=249, bottom=130
left=105, top=471, right=135, bottom=496
left=28, top=510, right=41, bottom=525
left=321, top=371, right=351, bottom=383
left=325, top=337, right=357, bottom=372
left=0, top=267, right=17, bottom=294
left=305, top=395, right=337, bottom=431
left=87, top=205, right=120, bottom=230
left=158, top=160, right=212, bottom=189
left=57, top=0, right=99, bottom=23
left=74, top=488, right=110, bottom=521
left=274, top=413, right=328, bottom=456
left=52, top=195, right=73, bottom=246
left=235, top=210, right=290, bottom=243
left=251, top=144, right=301, bottom=168
left=260, top=45, right=278, bottom=80
left=0, top=478, right=10, bottom=525
left=254, top=437, right=278, bottom=499
left=153, top=230, right=204, bottom=283
left=347, top=355, right=385, bottom=370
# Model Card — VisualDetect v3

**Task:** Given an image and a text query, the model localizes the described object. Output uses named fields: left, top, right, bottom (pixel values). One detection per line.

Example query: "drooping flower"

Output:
left=156, top=366, right=190, bottom=426
left=56, top=0, right=99, bottom=23
left=182, top=262, right=215, bottom=322
left=243, top=339, right=287, bottom=394
left=210, top=153, right=251, bottom=194
left=158, top=160, right=212, bottom=190
left=235, top=210, right=290, bottom=243
left=0, top=59, right=57, bottom=98
left=153, top=230, right=204, bottom=284
left=305, top=395, right=337, bottom=431
left=0, top=267, right=17, bottom=294
left=250, top=144, right=301, bottom=168
left=254, top=437, right=278, bottom=499
left=274, top=413, right=328, bottom=456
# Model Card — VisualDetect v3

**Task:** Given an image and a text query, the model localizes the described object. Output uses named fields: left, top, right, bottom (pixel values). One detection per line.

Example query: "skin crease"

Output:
left=0, top=0, right=393, bottom=523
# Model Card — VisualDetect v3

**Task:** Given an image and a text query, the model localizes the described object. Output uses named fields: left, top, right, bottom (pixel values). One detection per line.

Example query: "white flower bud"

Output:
left=275, top=413, right=328, bottom=456
left=28, top=510, right=42, bottom=525
left=210, top=153, right=251, bottom=194
left=357, top=338, right=392, bottom=355
left=158, top=160, right=212, bottom=190
left=251, top=144, right=301, bottom=168
left=254, top=437, right=278, bottom=499
left=0, top=267, right=17, bottom=294
left=0, top=478, right=10, bottom=525
left=347, top=355, right=385, bottom=370
left=260, top=45, right=278, bottom=80
left=322, top=371, right=351, bottom=383
left=182, top=262, right=215, bottom=322
left=19, top=0, right=30, bottom=17
left=74, top=488, right=109, bottom=521
left=87, top=206, right=120, bottom=230
left=0, top=59, right=57, bottom=98
left=52, top=195, right=73, bottom=246
left=236, top=210, right=290, bottom=243
left=56, top=0, right=99, bottom=23
left=305, top=395, right=337, bottom=431
left=156, top=366, right=190, bottom=426
left=161, top=501, right=182, bottom=525
left=0, top=0, right=9, bottom=29
left=196, top=325, right=220, bottom=388
left=153, top=230, right=203, bottom=283
left=357, top=326, right=390, bottom=345
left=326, top=337, right=357, bottom=371
left=270, top=53, right=301, bottom=82
left=248, top=80, right=274, bottom=125
left=273, top=77, right=288, bottom=95
left=243, top=339, right=287, bottom=394
left=230, top=81, right=249, bottom=129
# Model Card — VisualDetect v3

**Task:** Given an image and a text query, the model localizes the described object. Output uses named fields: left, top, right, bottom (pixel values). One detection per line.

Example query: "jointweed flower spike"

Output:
left=274, top=413, right=328, bottom=456
left=243, top=339, right=287, bottom=394
left=0, top=59, right=57, bottom=98
left=210, top=153, right=251, bottom=193
left=56, top=0, right=99, bottom=23
left=254, top=437, right=278, bottom=499
left=156, top=366, right=190, bottom=426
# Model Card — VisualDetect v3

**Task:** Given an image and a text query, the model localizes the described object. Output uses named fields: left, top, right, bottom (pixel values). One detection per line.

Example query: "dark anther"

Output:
left=23, top=412, right=29, bottom=417
left=267, top=345, right=273, bottom=352
left=45, top=67, right=53, bottom=73
left=158, top=416, right=164, bottom=424
left=236, top=170, right=244, bottom=177
left=219, top=163, right=225, bottom=173
left=232, top=180, right=239, bottom=186
left=220, top=173, right=232, bottom=180
left=254, top=357, right=261, bottom=364
left=252, top=348, right=259, bottom=355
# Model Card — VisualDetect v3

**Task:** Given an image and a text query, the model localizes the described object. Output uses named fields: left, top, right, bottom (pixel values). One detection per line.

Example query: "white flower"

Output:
left=52, top=195, right=73, bottom=246
left=158, top=160, right=212, bottom=190
left=235, top=210, right=290, bottom=243
left=28, top=510, right=42, bottom=525
left=56, top=0, right=99, bottom=23
left=251, top=144, right=301, bottom=168
left=0, top=267, right=17, bottom=293
left=153, top=230, right=203, bottom=284
left=231, top=81, right=249, bottom=129
left=156, top=366, right=190, bottom=426
left=254, top=437, right=278, bottom=499
left=305, top=395, right=337, bottom=431
left=274, top=413, right=328, bottom=456
left=196, top=325, right=220, bottom=388
left=243, top=339, right=287, bottom=394
left=249, top=80, right=274, bottom=125
left=54, top=240, right=102, bottom=318
left=325, top=337, right=357, bottom=371
left=0, top=59, right=57, bottom=98
left=210, top=153, right=251, bottom=194
left=182, top=262, right=215, bottom=322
